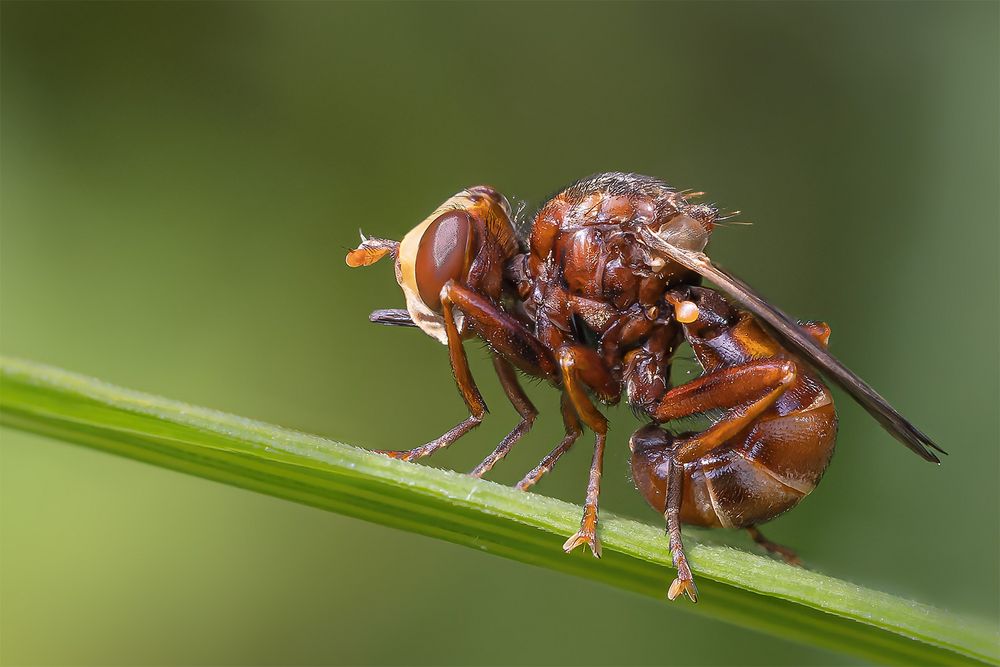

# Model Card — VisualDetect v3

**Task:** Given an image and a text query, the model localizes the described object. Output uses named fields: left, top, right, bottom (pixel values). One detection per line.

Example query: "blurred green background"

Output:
left=2, top=2, right=997, bottom=665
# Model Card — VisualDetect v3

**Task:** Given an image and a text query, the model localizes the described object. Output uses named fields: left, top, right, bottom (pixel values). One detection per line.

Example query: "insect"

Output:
left=345, top=173, right=944, bottom=601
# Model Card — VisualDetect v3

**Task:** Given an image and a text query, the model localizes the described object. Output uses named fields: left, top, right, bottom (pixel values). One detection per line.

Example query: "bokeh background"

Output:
left=2, top=2, right=997, bottom=665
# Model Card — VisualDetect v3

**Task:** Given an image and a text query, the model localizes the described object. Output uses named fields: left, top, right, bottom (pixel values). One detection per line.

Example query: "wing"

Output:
left=638, top=227, right=945, bottom=463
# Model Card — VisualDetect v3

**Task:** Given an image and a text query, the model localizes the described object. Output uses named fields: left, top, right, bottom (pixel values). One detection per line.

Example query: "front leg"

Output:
left=377, top=281, right=555, bottom=464
left=374, top=281, right=487, bottom=461
left=470, top=356, right=538, bottom=477
left=516, top=391, right=582, bottom=491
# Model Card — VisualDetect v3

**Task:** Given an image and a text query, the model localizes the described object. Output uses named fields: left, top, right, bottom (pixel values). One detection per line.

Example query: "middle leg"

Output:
left=557, top=344, right=620, bottom=559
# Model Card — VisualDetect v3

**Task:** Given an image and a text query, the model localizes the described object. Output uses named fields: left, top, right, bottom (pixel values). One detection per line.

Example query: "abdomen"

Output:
left=680, top=401, right=838, bottom=528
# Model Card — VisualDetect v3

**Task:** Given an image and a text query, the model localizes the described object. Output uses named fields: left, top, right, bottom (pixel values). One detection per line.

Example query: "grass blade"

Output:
left=1, top=357, right=996, bottom=665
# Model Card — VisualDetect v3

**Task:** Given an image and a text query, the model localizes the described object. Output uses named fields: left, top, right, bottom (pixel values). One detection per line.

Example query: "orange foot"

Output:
left=668, top=576, right=699, bottom=603
left=779, top=552, right=803, bottom=568
left=563, top=530, right=602, bottom=558
left=372, top=449, right=417, bottom=461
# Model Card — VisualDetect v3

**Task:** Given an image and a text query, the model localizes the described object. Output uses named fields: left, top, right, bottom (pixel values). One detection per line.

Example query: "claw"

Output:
left=372, top=448, right=416, bottom=462
left=563, top=530, right=602, bottom=558
left=781, top=552, right=803, bottom=567
left=667, top=576, right=699, bottom=603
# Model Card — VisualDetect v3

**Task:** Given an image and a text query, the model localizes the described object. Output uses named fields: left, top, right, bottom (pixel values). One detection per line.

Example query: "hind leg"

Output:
left=663, top=449, right=698, bottom=602
left=653, top=359, right=797, bottom=463
left=747, top=526, right=803, bottom=566
left=629, top=425, right=699, bottom=602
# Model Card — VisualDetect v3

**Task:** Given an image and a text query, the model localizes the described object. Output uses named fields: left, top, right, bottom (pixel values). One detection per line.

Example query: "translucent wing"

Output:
left=638, top=227, right=945, bottom=463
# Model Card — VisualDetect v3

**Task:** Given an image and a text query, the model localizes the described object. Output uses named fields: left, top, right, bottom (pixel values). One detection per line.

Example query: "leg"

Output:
left=562, top=431, right=606, bottom=558
left=448, top=281, right=558, bottom=378
left=376, top=416, right=481, bottom=461
left=558, top=344, right=620, bottom=559
left=470, top=356, right=538, bottom=477
left=374, top=284, right=487, bottom=460
left=376, top=280, right=554, bottom=462
left=663, top=449, right=698, bottom=602
left=747, top=526, right=803, bottom=567
left=516, top=392, right=582, bottom=491
left=801, top=321, right=831, bottom=348
left=653, top=359, right=797, bottom=463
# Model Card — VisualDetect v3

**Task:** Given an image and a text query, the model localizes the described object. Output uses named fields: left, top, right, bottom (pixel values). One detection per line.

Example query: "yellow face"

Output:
left=395, top=192, right=481, bottom=343
left=346, top=186, right=515, bottom=344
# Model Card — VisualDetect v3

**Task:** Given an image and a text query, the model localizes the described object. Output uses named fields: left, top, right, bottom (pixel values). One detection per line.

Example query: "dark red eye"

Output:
left=415, top=210, right=474, bottom=312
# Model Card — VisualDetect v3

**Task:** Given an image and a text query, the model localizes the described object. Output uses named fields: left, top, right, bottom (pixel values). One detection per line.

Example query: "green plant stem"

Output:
left=1, top=357, right=996, bottom=665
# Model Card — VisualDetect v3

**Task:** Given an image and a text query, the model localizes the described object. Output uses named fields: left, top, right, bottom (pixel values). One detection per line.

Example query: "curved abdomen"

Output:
left=680, top=400, right=838, bottom=528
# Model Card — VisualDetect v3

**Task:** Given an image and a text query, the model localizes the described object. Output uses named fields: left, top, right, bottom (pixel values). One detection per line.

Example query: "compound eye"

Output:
left=415, top=210, right=474, bottom=312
